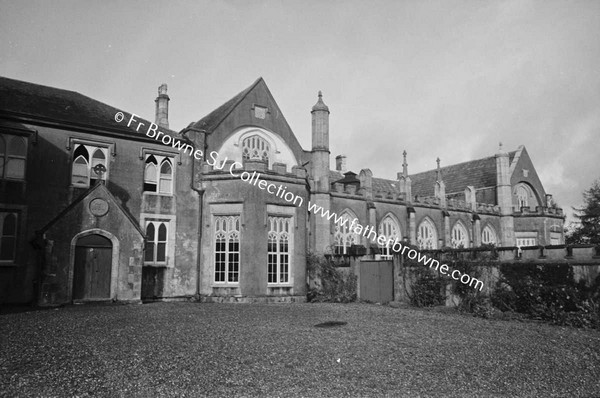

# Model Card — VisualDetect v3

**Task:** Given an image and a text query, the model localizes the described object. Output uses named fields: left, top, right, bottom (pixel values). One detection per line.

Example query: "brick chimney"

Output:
left=155, top=83, right=170, bottom=129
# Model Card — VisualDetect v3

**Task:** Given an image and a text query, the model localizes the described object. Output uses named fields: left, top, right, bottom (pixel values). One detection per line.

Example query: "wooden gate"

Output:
left=359, top=260, right=394, bottom=303
left=73, top=234, right=112, bottom=300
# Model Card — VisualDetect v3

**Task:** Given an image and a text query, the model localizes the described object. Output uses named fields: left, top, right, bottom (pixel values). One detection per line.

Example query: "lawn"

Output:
left=1, top=302, right=599, bottom=397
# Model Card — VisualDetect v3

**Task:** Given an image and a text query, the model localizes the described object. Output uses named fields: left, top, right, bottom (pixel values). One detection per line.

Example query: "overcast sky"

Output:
left=1, top=0, right=598, bottom=222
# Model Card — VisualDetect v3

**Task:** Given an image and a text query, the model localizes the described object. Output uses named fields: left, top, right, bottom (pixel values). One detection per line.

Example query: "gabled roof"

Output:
left=409, top=151, right=516, bottom=198
left=188, top=77, right=263, bottom=133
left=38, top=182, right=145, bottom=237
left=0, top=76, right=177, bottom=137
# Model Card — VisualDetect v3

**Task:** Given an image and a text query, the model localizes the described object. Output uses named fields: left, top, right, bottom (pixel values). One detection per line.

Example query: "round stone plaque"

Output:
left=89, top=198, right=109, bottom=217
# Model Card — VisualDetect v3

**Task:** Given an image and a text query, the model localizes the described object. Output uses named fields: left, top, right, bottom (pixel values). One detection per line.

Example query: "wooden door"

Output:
left=73, top=235, right=112, bottom=300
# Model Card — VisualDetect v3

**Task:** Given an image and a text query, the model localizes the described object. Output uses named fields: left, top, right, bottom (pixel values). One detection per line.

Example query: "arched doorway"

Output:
left=73, top=234, right=113, bottom=300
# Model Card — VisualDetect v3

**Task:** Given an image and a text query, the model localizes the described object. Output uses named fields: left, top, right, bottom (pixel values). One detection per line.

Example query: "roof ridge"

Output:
left=0, top=76, right=81, bottom=96
left=191, top=77, right=264, bottom=132
left=409, top=151, right=516, bottom=177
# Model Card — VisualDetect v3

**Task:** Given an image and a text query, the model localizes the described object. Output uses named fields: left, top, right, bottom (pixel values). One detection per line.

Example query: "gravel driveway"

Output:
left=1, top=302, right=599, bottom=397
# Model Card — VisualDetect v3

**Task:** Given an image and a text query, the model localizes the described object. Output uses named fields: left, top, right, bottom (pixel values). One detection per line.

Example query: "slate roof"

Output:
left=409, top=152, right=516, bottom=198
left=188, top=77, right=263, bottom=133
left=329, top=151, right=517, bottom=198
left=0, top=76, right=177, bottom=137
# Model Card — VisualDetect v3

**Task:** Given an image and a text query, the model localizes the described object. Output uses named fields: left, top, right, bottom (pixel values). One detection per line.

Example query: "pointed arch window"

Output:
left=242, top=135, right=270, bottom=163
left=417, top=218, right=437, bottom=250
left=144, top=154, right=174, bottom=195
left=145, top=221, right=169, bottom=264
left=378, top=215, right=401, bottom=258
left=0, top=134, right=28, bottom=180
left=71, top=143, right=108, bottom=187
left=516, top=185, right=529, bottom=208
left=214, top=215, right=240, bottom=283
left=334, top=211, right=361, bottom=255
left=451, top=222, right=469, bottom=248
left=481, top=225, right=497, bottom=246
left=0, top=212, right=18, bottom=262
left=268, top=216, right=291, bottom=284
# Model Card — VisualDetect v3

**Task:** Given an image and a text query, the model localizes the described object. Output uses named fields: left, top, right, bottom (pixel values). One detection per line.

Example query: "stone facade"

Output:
left=0, top=76, right=565, bottom=305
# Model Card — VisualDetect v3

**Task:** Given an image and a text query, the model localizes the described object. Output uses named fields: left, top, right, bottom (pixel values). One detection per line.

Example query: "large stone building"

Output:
left=0, top=76, right=565, bottom=305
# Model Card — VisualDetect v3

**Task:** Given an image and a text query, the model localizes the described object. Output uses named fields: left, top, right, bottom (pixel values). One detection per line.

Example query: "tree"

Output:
left=566, top=179, right=600, bottom=245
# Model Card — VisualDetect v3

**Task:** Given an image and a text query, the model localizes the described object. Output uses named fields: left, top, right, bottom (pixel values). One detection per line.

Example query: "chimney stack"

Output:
left=155, top=83, right=170, bottom=129
left=335, top=155, right=347, bottom=173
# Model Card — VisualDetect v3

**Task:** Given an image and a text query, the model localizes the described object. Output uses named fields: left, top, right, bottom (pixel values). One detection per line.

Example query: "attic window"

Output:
left=522, top=169, right=529, bottom=177
left=254, top=105, right=267, bottom=119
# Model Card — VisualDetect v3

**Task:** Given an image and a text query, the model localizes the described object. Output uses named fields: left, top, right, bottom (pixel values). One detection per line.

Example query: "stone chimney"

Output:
left=155, top=83, right=170, bottom=129
left=335, top=155, right=347, bottom=173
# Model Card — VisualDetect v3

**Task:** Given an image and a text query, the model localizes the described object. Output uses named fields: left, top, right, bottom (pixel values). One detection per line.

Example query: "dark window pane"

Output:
left=0, top=236, right=15, bottom=260
left=158, top=223, right=167, bottom=241
left=143, top=183, right=157, bottom=192
left=145, top=242, right=155, bottom=262
left=3, top=214, right=16, bottom=235
left=146, top=223, right=155, bottom=240
left=157, top=243, right=166, bottom=262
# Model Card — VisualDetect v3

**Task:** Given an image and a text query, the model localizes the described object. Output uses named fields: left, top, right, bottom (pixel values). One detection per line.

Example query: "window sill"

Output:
left=0, top=178, right=25, bottom=182
left=267, top=283, right=292, bottom=287
left=142, top=192, right=174, bottom=197
left=143, top=262, right=171, bottom=268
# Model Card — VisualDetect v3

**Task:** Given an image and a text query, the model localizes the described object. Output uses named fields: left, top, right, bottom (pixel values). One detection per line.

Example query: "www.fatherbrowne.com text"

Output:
left=116, top=112, right=484, bottom=291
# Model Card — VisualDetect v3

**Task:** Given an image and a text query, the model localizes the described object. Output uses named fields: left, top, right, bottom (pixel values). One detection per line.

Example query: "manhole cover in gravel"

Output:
left=314, top=321, right=347, bottom=328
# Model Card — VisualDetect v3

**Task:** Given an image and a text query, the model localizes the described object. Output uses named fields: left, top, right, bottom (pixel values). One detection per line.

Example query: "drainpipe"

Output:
left=180, top=127, right=207, bottom=298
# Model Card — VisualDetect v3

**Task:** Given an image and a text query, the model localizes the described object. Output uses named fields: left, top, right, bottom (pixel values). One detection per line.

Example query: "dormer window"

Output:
left=242, top=135, right=270, bottom=163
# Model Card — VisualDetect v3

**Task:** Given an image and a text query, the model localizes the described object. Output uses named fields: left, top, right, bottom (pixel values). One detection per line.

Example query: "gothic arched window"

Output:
left=268, top=216, right=291, bottom=284
left=482, top=225, right=497, bottom=246
left=451, top=222, right=469, bottom=248
left=417, top=218, right=437, bottom=250
left=516, top=185, right=529, bottom=208
left=214, top=215, right=240, bottom=283
left=378, top=215, right=401, bottom=258
left=242, top=135, right=270, bottom=163
left=144, top=221, right=168, bottom=264
left=334, top=211, right=361, bottom=255
left=71, top=143, right=108, bottom=187
left=144, top=154, right=174, bottom=194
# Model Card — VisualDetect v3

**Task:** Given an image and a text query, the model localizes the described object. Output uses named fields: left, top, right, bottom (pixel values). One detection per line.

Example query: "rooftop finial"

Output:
left=436, top=157, right=441, bottom=169
left=499, top=142, right=503, bottom=151
left=312, top=90, right=329, bottom=113
left=436, top=157, right=442, bottom=182
left=402, top=150, right=408, bottom=177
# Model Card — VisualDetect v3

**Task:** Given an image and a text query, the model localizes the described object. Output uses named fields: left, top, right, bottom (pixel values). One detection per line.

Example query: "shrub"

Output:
left=491, top=264, right=600, bottom=328
left=306, top=252, right=357, bottom=303
left=451, top=260, right=491, bottom=315
left=408, top=267, right=445, bottom=307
